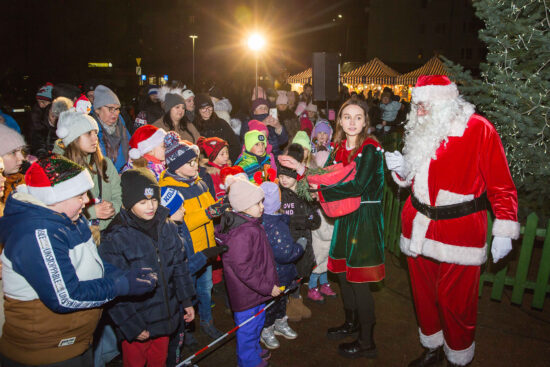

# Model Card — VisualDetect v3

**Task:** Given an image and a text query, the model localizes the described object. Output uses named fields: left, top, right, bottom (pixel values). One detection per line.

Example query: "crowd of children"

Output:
left=0, top=86, right=385, bottom=367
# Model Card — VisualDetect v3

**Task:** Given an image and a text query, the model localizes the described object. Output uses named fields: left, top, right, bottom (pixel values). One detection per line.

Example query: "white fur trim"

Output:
left=27, top=170, right=94, bottom=205
left=492, top=219, right=520, bottom=240
left=435, top=190, right=474, bottom=206
left=129, top=148, right=141, bottom=160
left=391, top=171, right=411, bottom=188
left=135, top=128, right=166, bottom=157
left=419, top=328, right=444, bottom=349
left=444, top=340, right=475, bottom=366
left=401, top=235, right=487, bottom=265
left=412, top=83, right=459, bottom=103
left=410, top=213, right=431, bottom=254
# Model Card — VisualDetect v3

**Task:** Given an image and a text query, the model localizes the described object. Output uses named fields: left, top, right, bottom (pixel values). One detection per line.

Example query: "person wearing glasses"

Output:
left=92, top=85, right=131, bottom=172
left=192, top=94, right=241, bottom=162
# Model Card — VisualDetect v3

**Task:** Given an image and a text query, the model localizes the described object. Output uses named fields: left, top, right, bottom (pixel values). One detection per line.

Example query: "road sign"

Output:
left=136, top=66, right=142, bottom=75
left=136, top=57, right=142, bottom=66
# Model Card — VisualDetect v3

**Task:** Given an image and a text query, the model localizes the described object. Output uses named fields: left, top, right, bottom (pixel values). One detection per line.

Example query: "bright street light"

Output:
left=247, top=33, right=265, bottom=52
left=189, top=35, right=198, bottom=87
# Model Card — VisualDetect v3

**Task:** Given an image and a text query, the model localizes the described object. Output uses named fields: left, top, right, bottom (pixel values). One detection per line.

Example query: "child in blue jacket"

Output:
left=259, top=182, right=307, bottom=350
left=99, top=168, right=196, bottom=367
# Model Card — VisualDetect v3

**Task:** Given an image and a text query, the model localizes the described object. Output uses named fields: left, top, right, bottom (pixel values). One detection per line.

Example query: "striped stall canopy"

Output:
left=341, top=58, right=399, bottom=85
left=287, top=68, right=312, bottom=84
left=396, top=56, right=449, bottom=85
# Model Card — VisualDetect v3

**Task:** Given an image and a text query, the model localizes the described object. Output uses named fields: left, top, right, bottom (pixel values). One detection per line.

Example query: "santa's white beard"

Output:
left=403, top=97, right=475, bottom=181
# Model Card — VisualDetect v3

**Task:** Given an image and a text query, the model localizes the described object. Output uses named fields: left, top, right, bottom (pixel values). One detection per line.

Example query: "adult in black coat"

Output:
left=193, top=94, right=241, bottom=162
left=30, top=97, right=73, bottom=158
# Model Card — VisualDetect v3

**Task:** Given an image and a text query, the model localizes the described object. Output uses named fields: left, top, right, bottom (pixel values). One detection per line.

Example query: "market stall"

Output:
left=396, top=56, right=449, bottom=100
left=287, top=67, right=312, bottom=93
left=341, top=57, right=400, bottom=99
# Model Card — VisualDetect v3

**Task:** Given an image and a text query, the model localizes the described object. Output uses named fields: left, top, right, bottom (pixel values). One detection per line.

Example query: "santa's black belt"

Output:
left=410, top=193, right=488, bottom=221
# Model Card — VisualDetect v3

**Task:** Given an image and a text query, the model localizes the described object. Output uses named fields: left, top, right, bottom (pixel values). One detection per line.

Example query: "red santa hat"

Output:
left=411, top=75, right=459, bottom=103
left=129, top=125, right=167, bottom=160
left=22, top=155, right=94, bottom=205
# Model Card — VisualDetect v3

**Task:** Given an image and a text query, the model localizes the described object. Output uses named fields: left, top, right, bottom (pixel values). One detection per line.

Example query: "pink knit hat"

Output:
left=225, top=174, right=264, bottom=212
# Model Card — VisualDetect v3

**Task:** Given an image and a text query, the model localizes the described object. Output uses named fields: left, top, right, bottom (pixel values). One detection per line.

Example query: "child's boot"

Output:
left=274, top=316, right=298, bottom=339
left=307, top=287, right=325, bottom=303
left=261, top=325, right=280, bottom=350
left=296, top=295, right=312, bottom=319
left=200, top=320, right=223, bottom=339
left=286, top=297, right=302, bottom=322
left=320, top=283, right=337, bottom=297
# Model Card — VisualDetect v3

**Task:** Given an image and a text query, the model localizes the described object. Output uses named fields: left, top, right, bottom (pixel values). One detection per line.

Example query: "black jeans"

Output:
left=264, top=295, right=288, bottom=328
left=337, top=273, right=375, bottom=331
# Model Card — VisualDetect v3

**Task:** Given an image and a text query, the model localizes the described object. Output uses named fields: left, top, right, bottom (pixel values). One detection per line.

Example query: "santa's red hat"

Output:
left=22, top=155, right=94, bottom=205
left=197, top=136, right=228, bottom=162
left=129, top=125, right=167, bottom=160
left=411, top=75, right=459, bottom=103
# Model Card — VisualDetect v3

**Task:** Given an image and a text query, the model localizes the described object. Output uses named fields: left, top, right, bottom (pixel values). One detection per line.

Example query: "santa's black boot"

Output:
left=326, top=309, right=359, bottom=340
left=338, top=323, right=377, bottom=359
left=408, top=346, right=444, bottom=367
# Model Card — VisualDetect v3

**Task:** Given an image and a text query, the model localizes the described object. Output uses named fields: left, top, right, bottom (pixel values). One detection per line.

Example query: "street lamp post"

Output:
left=189, top=35, right=198, bottom=87
left=247, top=33, right=265, bottom=99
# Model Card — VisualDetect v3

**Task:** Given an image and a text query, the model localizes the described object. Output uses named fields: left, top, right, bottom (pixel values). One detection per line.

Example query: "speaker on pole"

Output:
left=312, top=52, right=339, bottom=101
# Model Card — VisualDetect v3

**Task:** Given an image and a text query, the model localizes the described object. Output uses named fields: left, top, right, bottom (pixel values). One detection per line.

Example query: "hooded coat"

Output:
left=216, top=211, right=278, bottom=312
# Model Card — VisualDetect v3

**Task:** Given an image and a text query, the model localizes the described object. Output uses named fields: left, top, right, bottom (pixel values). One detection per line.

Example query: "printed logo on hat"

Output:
left=258, top=135, right=265, bottom=141
left=210, top=141, right=217, bottom=146
left=144, top=187, right=154, bottom=199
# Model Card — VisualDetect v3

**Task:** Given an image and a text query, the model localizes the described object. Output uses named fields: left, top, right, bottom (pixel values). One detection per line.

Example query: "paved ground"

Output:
left=108, top=251, right=550, bottom=366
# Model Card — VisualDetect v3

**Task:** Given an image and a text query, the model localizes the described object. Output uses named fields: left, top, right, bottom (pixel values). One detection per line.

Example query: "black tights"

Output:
left=337, top=273, right=375, bottom=333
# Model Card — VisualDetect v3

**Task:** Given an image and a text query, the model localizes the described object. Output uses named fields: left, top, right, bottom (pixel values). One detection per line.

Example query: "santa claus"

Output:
left=385, top=75, right=519, bottom=366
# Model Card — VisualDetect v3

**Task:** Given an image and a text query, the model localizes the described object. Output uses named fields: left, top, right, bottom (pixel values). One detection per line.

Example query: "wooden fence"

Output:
left=382, top=185, right=550, bottom=309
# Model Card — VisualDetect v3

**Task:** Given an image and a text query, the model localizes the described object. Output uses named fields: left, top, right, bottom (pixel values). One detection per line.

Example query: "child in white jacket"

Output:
left=307, top=209, right=337, bottom=302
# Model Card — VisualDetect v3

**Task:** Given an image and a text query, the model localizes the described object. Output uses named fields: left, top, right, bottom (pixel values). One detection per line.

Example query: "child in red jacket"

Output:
left=197, top=136, right=230, bottom=200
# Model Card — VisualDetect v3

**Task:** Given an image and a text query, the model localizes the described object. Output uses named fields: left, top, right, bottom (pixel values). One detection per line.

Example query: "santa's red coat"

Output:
left=393, top=114, right=519, bottom=265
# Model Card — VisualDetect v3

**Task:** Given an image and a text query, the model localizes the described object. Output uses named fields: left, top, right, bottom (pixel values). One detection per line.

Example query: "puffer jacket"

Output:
left=262, top=214, right=304, bottom=286
left=216, top=211, right=278, bottom=312
left=234, top=150, right=273, bottom=181
left=158, top=170, right=217, bottom=253
left=0, top=189, right=122, bottom=365
left=99, top=207, right=195, bottom=341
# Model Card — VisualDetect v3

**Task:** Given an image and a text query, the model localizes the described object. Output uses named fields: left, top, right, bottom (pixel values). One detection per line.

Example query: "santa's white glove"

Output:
left=385, top=151, right=410, bottom=178
left=491, top=236, right=512, bottom=263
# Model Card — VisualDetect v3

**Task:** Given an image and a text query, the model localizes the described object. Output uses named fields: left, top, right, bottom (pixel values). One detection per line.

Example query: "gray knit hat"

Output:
left=93, top=85, right=120, bottom=110
left=56, top=110, right=99, bottom=146
left=164, top=93, right=186, bottom=113
left=0, top=124, right=26, bottom=156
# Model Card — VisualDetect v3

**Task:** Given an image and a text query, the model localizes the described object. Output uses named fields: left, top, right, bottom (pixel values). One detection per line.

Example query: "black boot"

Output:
left=338, top=323, right=377, bottom=359
left=408, top=346, right=444, bottom=367
left=327, top=309, right=359, bottom=340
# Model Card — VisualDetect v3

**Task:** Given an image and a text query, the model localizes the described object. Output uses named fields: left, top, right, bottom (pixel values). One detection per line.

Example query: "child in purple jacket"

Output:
left=216, top=175, right=280, bottom=367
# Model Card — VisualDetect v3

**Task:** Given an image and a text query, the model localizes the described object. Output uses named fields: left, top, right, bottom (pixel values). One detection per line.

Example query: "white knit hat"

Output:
left=56, top=109, right=99, bottom=146
left=0, top=124, right=26, bottom=156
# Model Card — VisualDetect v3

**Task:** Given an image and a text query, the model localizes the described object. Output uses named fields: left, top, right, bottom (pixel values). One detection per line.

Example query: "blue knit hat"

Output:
left=164, top=131, right=199, bottom=174
left=161, top=187, right=184, bottom=216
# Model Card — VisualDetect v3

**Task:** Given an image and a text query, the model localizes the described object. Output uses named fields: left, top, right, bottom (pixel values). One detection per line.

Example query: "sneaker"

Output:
left=260, top=348, right=271, bottom=361
left=320, top=283, right=337, bottom=297
left=261, top=326, right=280, bottom=349
left=200, top=320, right=223, bottom=339
left=274, top=316, right=298, bottom=339
left=307, top=287, right=325, bottom=304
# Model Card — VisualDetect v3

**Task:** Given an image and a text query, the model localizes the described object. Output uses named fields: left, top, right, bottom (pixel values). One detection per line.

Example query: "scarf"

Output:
left=95, top=115, right=130, bottom=163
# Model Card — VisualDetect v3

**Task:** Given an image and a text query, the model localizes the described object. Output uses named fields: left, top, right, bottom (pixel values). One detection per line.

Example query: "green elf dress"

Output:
left=319, top=138, right=385, bottom=283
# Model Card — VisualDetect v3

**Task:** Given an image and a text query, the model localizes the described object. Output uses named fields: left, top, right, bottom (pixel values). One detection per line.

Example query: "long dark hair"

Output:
left=63, top=137, right=109, bottom=183
left=162, top=111, right=178, bottom=131
left=332, top=99, right=377, bottom=158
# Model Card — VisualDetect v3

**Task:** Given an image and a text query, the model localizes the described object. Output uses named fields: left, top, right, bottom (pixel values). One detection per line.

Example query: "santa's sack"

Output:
left=308, top=161, right=360, bottom=217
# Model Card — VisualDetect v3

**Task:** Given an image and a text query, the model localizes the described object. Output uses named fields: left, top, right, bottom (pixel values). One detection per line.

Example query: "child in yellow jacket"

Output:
left=159, top=132, right=229, bottom=340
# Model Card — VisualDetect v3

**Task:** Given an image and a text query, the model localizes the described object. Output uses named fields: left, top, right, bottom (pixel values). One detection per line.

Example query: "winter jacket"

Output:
left=240, top=122, right=288, bottom=158
left=0, top=109, right=20, bottom=133
left=194, top=114, right=241, bottom=162
left=30, top=116, right=57, bottom=158
left=199, top=165, right=216, bottom=199
left=158, top=170, right=217, bottom=253
left=380, top=101, right=402, bottom=123
left=153, top=116, right=201, bottom=144
left=280, top=187, right=321, bottom=277
left=234, top=150, right=272, bottom=181
left=216, top=211, right=278, bottom=312
left=93, top=114, right=131, bottom=172
left=99, top=207, right=195, bottom=341
left=176, top=220, right=208, bottom=276
left=53, top=141, right=122, bottom=230
left=311, top=210, right=334, bottom=274
left=0, top=189, right=122, bottom=365
left=262, top=214, right=304, bottom=286
left=201, top=161, right=230, bottom=200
